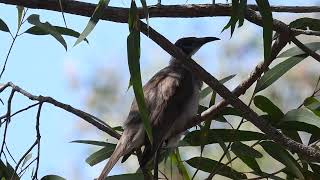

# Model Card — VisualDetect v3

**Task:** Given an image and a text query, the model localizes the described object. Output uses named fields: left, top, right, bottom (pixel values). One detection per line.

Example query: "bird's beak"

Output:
left=190, top=37, right=220, bottom=56
left=199, top=37, right=220, bottom=45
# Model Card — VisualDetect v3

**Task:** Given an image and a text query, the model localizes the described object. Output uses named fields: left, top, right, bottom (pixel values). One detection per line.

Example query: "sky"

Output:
left=0, top=0, right=318, bottom=179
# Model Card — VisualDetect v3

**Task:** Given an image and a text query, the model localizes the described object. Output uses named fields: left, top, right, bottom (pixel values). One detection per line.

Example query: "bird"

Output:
left=97, top=36, right=220, bottom=180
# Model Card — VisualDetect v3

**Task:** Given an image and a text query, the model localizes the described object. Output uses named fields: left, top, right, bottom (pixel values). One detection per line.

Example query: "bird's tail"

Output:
left=97, top=134, right=131, bottom=180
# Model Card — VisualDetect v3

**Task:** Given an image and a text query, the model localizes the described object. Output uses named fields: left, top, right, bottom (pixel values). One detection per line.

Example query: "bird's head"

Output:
left=174, top=37, right=220, bottom=57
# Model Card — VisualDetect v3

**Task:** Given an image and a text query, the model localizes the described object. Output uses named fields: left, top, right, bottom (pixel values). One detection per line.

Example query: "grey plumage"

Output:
left=97, top=37, right=219, bottom=180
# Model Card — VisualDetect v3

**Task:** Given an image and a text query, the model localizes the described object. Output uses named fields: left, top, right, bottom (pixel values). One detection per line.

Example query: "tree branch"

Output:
left=0, top=82, right=121, bottom=140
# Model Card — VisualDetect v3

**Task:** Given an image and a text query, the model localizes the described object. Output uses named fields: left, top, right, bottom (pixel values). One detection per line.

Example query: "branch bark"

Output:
left=0, top=82, right=121, bottom=140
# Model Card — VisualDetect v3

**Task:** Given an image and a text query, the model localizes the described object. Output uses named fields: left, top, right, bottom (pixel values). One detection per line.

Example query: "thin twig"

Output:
left=11, top=141, right=37, bottom=180
left=0, top=90, right=15, bottom=157
left=0, top=102, right=40, bottom=124
left=0, top=82, right=121, bottom=139
left=4, top=142, right=17, bottom=164
left=32, top=103, right=42, bottom=180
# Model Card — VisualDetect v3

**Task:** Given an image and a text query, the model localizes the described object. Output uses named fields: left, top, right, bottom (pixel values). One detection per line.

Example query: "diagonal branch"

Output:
left=0, top=82, right=121, bottom=140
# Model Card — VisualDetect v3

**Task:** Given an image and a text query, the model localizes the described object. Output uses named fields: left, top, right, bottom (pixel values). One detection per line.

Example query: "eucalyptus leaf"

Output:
left=278, top=42, right=320, bottom=58
left=86, top=145, right=116, bottom=166
left=71, top=140, right=115, bottom=147
left=22, top=153, right=32, bottom=167
left=25, top=26, right=89, bottom=43
left=255, top=55, right=308, bottom=92
left=105, top=173, right=144, bottom=180
left=0, top=18, right=10, bottom=33
left=290, top=17, right=320, bottom=32
left=74, top=0, right=110, bottom=46
left=186, top=157, right=247, bottom=179
left=278, top=108, right=320, bottom=138
left=27, top=14, right=67, bottom=50
left=260, top=141, right=304, bottom=179
left=256, top=0, right=273, bottom=62
left=17, top=6, right=24, bottom=28
left=182, top=129, right=266, bottom=146
left=254, top=95, right=284, bottom=120
left=41, top=175, right=66, bottom=180
left=127, top=1, right=153, bottom=143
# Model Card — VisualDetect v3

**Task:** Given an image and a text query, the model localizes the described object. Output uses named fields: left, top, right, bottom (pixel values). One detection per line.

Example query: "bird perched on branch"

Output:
left=97, top=36, right=220, bottom=180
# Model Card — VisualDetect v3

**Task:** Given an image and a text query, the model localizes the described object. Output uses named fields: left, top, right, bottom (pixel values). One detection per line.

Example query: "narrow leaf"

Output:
left=222, top=0, right=239, bottom=37
left=0, top=18, right=10, bottom=32
left=254, top=95, right=284, bottom=120
left=127, top=1, right=153, bottom=143
left=105, top=173, right=144, bottom=180
left=71, top=140, right=115, bottom=147
left=140, top=0, right=149, bottom=27
left=25, top=26, right=89, bottom=43
left=200, top=74, right=236, bottom=100
left=173, top=149, right=190, bottom=180
left=186, top=157, right=247, bottom=179
left=304, top=97, right=320, bottom=117
left=255, top=55, right=308, bottom=92
left=290, top=17, right=320, bottom=32
left=231, top=142, right=262, bottom=173
left=260, top=141, right=304, bottom=179
left=22, top=153, right=32, bottom=167
left=256, top=0, right=273, bottom=62
left=17, top=6, right=24, bottom=28
left=278, top=108, right=320, bottom=138
left=86, top=145, right=116, bottom=166
left=238, top=0, right=247, bottom=27
left=182, top=129, right=266, bottom=146
left=27, top=14, right=67, bottom=50
left=278, top=42, right=320, bottom=58
left=74, top=0, right=110, bottom=46
left=41, top=175, right=66, bottom=180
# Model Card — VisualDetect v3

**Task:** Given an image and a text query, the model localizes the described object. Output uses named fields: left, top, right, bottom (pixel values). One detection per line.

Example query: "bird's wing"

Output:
left=144, top=66, right=195, bottom=155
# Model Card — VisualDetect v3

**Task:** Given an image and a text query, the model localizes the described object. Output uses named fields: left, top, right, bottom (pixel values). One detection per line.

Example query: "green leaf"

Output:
left=0, top=18, right=10, bottom=33
left=238, top=0, right=247, bottom=27
left=41, top=175, right=66, bottom=180
left=278, top=108, right=320, bottom=138
left=27, top=14, right=67, bottom=50
left=105, top=173, right=144, bottom=180
left=71, top=140, right=115, bottom=147
left=304, top=97, right=320, bottom=117
left=173, top=149, right=190, bottom=180
left=25, top=26, right=89, bottom=43
left=290, top=17, right=320, bottom=32
left=222, top=0, right=239, bottom=36
left=22, top=153, right=32, bottom=167
left=17, top=6, right=24, bottom=28
left=186, top=157, right=247, bottom=179
left=182, top=129, right=266, bottom=146
left=127, top=1, right=153, bottom=144
left=86, top=144, right=116, bottom=166
left=200, top=74, right=236, bottom=100
left=278, top=42, right=320, bottom=58
left=231, top=142, right=262, bottom=173
left=140, top=0, right=149, bottom=27
left=255, top=55, right=308, bottom=92
left=260, top=141, right=304, bottom=179
left=254, top=95, right=284, bottom=120
left=74, top=0, right=110, bottom=46
left=256, top=0, right=273, bottom=62
left=231, top=142, right=262, bottom=158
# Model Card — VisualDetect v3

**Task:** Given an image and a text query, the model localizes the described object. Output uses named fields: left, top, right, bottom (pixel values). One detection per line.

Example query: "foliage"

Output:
left=0, top=0, right=319, bottom=179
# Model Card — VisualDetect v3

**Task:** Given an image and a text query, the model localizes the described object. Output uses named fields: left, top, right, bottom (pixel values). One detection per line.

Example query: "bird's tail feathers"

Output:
left=97, top=134, right=131, bottom=180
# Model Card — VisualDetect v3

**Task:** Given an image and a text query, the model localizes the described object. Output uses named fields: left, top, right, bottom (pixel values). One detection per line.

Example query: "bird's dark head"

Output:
left=174, top=37, right=220, bottom=57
